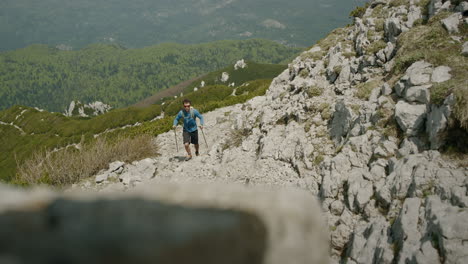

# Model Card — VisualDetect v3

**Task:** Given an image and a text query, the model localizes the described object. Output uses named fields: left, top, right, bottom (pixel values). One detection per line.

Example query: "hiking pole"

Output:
left=173, top=128, right=179, bottom=152
left=201, top=127, right=208, bottom=149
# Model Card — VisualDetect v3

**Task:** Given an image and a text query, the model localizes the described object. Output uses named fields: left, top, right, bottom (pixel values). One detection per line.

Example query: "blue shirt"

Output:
left=173, top=108, right=204, bottom=132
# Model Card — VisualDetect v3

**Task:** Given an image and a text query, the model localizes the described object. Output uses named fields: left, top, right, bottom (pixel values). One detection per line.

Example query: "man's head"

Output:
left=182, top=99, right=191, bottom=111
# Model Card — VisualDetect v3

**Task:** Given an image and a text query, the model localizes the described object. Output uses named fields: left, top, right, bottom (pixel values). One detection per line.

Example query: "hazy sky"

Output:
left=0, top=0, right=368, bottom=50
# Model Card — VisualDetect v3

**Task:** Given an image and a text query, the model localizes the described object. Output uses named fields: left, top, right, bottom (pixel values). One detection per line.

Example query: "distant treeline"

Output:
left=0, top=39, right=302, bottom=112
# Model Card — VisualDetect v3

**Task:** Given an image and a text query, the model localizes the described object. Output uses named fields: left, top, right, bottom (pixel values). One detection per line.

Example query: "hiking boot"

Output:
left=195, top=151, right=199, bottom=156
left=185, top=155, right=192, bottom=161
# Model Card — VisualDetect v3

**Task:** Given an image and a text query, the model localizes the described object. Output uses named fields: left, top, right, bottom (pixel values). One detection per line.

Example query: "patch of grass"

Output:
left=454, top=86, right=468, bottom=130
left=300, top=50, right=325, bottom=61
left=389, top=0, right=409, bottom=7
left=382, top=119, right=399, bottom=139
left=306, top=85, right=324, bottom=97
left=314, top=154, right=324, bottom=165
left=333, top=65, right=342, bottom=75
left=221, top=128, right=252, bottom=150
left=313, top=27, right=352, bottom=53
left=351, top=104, right=361, bottom=115
left=299, top=68, right=310, bottom=78
left=14, top=134, right=157, bottom=187
left=431, top=80, right=455, bottom=105
left=317, top=103, right=332, bottom=120
left=394, top=51, right=425, bottom=74
left=355, top=79, right=383, bottom=100
left=375, top=19, right=385, bottom=32
left=372, top=4, right=386, bottom=19
left=367, top=40, right=387, bottom=55
left=343, top=52, right=356, bottom=59
left=349, top=3, right=369, bottom=18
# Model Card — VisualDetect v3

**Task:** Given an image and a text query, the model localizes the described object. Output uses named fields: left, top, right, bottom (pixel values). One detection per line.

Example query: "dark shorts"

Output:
left=183, top=130, right=199, bottom=145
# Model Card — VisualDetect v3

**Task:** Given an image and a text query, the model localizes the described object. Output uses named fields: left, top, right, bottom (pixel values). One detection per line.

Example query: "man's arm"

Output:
left=173, top=111, right=182, bottom=127
left=194, top=109, right=204, bottom=126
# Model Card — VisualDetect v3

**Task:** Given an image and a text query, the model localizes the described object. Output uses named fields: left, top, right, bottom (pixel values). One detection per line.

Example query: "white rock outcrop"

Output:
left=234, top=59, right=247, bottom=70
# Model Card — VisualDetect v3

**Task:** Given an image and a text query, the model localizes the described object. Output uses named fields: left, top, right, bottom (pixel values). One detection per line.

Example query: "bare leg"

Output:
left=195, top=144, right=199, bottom=155
left=184, top=143, right=192, bottom=157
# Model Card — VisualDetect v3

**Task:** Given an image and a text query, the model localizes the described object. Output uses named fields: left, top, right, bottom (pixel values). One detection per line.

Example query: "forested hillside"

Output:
left=0, top=0, right=366, bottom=51
left=0, top=39, right=301, bottom=112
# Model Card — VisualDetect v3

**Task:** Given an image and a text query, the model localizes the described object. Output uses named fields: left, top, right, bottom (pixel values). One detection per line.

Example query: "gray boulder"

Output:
left=0, top=182, right=330, bottom=264
left=395, top=101, right=427, bottom=136
left=381, top=83, right=392, bottom=95
left=0, top=199, right=266, bottom=264
left=118, top=158, right=157, bottom=185
left=431, top=66, right=452, bottom=83
left=405, top=5, right=422, bottom=28
left=405, top=61, right=433, bottom=86
left=441, top=13, right=462, bottom=34
left=456, top=1, right=468, bottom=13
left=345, top=218, right=393, bottom=264
left=425, top=196, right=468, bottom=263
left=429, top=0, right=452, bottom=17
left=346, top=168, right=373, bottom=212
left=384, top=42, right=395, bottom=62
left=462, top=41, right=468, bottom=56
left=404, top=84, right=431, bottom=104
left=426, top=104, right=448, bottom=149
left=397, top=137, right=423, bottom=157
left=392, top=198, right=423, bottom=264
left=385, top=18, right=403, bottom=42
left=330, top=100, right=354, bottom=143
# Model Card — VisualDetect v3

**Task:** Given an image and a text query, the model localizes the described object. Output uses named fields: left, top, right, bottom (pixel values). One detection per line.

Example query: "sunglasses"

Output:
left=184, top=105, right=191, bottom=108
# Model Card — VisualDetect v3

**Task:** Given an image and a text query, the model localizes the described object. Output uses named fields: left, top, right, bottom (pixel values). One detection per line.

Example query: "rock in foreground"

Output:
left=0, top=182, right=329, bottom=264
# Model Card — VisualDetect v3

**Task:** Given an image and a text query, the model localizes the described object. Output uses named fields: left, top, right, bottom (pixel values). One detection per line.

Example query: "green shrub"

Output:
left=389, top=0, right=409, bottom=7
left=394, top=51, right=425, bottom=74
left=375, top=19, right=385, bottom=32
left=313, top=154, right=324, bottom=165
left=367, top=40, right=387, bottom=55
left=351, top=104, right=361, bottom=115
left=333, top=66, right=342, bottom=75
left=349, top=3, right=369, bottom=18
left=431, top=80, right=454, bottom=105
left=343, top=52, right=357, bottom=59
left=320, top=103, right=332, bottom=120
left=299, top=68, right=310, bottom=78
left=300, top=51, right=325, bottom=61
left=355, top=80, right=383, bottom=100
left=307, top=86, right=324, bottom=97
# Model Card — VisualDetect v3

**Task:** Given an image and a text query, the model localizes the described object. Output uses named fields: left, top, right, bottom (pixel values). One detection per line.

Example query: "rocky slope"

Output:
left=10, top=0, right=468, bottom=263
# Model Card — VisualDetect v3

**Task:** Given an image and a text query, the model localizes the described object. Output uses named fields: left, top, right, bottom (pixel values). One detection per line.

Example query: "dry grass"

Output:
left=355, top=79, right=383, bottom=100
left=222, top=128, right=252, bottom=150
left=15, top=134, right=158, bottom=187
left=307, top=86, right=324, bottom=97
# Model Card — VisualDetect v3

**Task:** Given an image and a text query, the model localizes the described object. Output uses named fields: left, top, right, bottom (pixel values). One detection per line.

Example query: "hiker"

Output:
left=173, top=99, right=204, bottom=161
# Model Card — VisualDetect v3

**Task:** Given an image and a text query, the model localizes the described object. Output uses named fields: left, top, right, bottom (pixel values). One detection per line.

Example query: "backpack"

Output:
left=181, top=106, right=195, bottom=119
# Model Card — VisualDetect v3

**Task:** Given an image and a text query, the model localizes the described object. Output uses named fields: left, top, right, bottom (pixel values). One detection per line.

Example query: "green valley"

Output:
left=0, top=39, right=301, bottom=112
